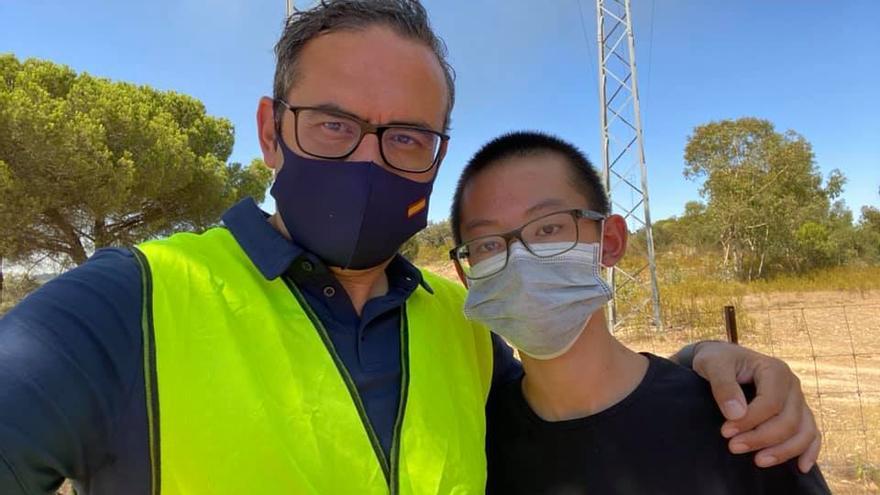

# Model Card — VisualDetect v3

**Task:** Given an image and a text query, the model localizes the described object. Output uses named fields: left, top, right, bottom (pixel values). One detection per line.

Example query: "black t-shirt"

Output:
left=486, top=353, right=830, bottom=495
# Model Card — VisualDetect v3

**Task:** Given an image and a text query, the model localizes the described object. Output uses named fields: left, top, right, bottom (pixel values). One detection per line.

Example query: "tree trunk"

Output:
left=46, top=209, right=88, bottom=265
left=0, top=256, right=5, bottom=306
left=93, top=217, right=108, bottom=249
left=67, top=243, right=88, bottom=265
left=757, top=251, right=766, bottom=279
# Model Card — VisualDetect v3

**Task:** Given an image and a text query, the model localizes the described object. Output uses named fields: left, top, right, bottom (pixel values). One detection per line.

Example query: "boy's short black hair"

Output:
left=450, top=131, right=610, bottom=244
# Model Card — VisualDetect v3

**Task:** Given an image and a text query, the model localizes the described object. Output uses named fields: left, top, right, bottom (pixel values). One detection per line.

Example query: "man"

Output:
left=449, top=131, right=831, bottom=494
left=0, top=1, right=818, bottom=494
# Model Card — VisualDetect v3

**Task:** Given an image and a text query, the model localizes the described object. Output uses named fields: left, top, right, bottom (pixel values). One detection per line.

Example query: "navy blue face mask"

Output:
left=271, top=139, right=435, bottom=269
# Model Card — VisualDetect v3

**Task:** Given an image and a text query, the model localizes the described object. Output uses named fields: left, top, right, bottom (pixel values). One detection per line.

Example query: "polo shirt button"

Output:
left=323, top=286, right=336, bottom=297
left=301, top=260, right=314, bottom=272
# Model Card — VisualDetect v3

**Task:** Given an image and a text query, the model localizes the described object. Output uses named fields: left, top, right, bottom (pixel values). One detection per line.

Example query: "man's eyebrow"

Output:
left=308, top=103, right=437, bottom=130
left=385, top=118, right=437, bottom=130
left=309, top=102, right=360, bottom=118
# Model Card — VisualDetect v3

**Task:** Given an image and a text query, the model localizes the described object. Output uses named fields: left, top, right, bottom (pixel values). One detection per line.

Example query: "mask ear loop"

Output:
left=271, top=103, right=285, bottom=181
left=598, top=217, right=607, bottom=268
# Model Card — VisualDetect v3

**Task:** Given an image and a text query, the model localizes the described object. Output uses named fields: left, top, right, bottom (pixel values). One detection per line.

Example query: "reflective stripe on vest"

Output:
left=134, top=228, right=493, bottom=494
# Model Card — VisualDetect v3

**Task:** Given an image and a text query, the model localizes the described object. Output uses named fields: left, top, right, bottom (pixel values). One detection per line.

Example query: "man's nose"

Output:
left=347, top=132, right=386, bottom=166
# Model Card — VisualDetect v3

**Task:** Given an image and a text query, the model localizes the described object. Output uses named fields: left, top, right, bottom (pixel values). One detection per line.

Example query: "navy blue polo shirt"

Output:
left=0, top=198, right=522, bottom=495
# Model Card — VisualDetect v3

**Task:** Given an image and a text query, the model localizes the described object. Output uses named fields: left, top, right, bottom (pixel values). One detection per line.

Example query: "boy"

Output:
left=449, top=131, right=831, bottom=494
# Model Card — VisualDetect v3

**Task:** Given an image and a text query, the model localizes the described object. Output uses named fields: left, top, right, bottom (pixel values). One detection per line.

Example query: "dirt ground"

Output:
left=422, top=261, right=880, bottom=493
left=55, top=283, right=880, bottom=495
left=616, top=290, right=880, bottom=494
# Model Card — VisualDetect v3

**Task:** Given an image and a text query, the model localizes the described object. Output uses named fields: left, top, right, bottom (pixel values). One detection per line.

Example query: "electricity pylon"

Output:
left=596, top=0, right=662, bottom=329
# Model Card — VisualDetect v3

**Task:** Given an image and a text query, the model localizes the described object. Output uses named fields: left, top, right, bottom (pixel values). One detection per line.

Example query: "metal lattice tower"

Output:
left=596, top=0, right=662, bottom=329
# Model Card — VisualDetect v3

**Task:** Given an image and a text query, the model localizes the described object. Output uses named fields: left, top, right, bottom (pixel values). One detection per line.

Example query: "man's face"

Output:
left=458, top=153, right=601, bottom=246
left=262, top=25, right=449, bottom=184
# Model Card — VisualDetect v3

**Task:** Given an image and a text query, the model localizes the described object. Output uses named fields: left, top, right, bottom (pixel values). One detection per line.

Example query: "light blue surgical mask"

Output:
left=463, top=242, right=612, bottom=359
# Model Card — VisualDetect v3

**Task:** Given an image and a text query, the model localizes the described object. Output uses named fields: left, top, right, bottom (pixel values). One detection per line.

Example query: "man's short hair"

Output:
left=273, top=0, right=455, bottom=130
left=450, top=131, right=611, bottom=244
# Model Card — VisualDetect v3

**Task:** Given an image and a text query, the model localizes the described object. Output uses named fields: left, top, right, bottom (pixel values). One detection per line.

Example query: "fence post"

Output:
left=723, top=305, right=738, bottom=344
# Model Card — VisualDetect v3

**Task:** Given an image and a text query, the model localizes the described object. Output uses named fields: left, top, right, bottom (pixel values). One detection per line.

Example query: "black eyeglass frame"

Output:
left=448, top=208, right=607, bottom=280
left=274, top=99, right=450, bottom=174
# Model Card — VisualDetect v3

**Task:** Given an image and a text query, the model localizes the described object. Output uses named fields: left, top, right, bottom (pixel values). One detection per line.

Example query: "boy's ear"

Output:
left=453, top=258, right=469, bottom=288
left=600, top=214, right=628, bottom=267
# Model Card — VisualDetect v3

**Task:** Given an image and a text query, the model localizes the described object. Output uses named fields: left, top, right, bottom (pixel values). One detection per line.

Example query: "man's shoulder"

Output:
left=415, top=267, right=472, bottom=306
left=2, top=247, right=145, bottom=344
left=58, top=247, right=142, bottom=296
left=419, top=268, right=463, bottom=291
left=0, top=247, right=151, bottom=495
left=0, top=246, right=146, bottom=377
left=137, top=227, right=231, bottom=258
left=7, top=247, right=142, bottom=313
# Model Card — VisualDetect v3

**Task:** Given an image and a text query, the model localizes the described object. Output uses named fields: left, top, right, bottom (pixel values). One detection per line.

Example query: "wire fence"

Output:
left=53, top=300, right=879, bottom=494
left=616, top=302, right=880, bottom=494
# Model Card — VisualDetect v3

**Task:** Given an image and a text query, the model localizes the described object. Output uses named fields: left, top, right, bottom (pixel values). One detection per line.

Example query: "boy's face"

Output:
left=458, top=152, right=602, bottom=246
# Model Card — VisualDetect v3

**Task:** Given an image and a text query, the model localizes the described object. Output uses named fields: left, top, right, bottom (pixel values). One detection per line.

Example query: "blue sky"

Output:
left=2, top=0, right=878, bottom=222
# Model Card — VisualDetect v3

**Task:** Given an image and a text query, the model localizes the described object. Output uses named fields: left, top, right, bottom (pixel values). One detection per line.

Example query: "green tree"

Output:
left=683, top=117, right=846, bottom=279
left=399, top=219, right=454, bottom=263
left=0, top=54, right=272, bottom=272
left=417, top=219, right=454, bottom=248
left=856, top=204, right=880, bottom=262
left=647, top=201, right=717, bottom=255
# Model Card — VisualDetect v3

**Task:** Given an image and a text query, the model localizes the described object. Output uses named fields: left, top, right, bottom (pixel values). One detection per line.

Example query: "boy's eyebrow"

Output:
left=462, top=198, right=569, bottom=236
left=462, top=218, right=498, bottom=233
left=524, top=198, right=567, bottom=217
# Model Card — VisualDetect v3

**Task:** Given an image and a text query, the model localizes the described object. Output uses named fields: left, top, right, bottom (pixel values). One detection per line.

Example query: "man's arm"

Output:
left=0, top=249, right=143, bottom=494
left=489, top=333, right=523, bottom=389
left=675, top=341, right=821, bottom=473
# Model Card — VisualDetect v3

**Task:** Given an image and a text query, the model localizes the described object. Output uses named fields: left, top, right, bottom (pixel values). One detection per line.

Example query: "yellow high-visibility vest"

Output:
left=134, top=227, right=493, bottom=494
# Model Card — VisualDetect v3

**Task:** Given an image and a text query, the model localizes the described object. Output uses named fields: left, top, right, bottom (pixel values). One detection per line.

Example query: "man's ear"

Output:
left=257, top=97, right=283, bottom=172
left=435, top=140, right=449, bottom=171
left=600, top=214, right=628, bottom=267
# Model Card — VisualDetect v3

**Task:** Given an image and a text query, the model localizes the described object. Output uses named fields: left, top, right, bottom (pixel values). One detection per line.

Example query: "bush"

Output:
left=0, top=273, right=40, bottom=316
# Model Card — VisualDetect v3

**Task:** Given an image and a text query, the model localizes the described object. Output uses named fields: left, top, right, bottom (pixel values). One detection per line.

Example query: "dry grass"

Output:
left=423, top=261, right=880, bottom=493
left=55, top=263, right=880, bottom=494
left=614, top=292, right=880, bottom=494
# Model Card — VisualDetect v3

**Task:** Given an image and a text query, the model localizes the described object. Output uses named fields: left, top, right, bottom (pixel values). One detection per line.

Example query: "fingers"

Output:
left=725, top=385, right=802, bottom=460
left=693, top=343, right=748, bottom=421
left=722, top=363, right=795, bottom=438
left=712, top=374, right=749, bottom=421
left=750, top=406, right=820, bottom=469
left=798, top=430, right=822, bottom=473
left=693, top=341, right=822, bottom=468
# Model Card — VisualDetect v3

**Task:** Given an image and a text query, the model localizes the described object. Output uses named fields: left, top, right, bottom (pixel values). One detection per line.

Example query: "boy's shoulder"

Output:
left=637, top=353, right=720, bottom=410
left=639, top=353, right=758, bottom=423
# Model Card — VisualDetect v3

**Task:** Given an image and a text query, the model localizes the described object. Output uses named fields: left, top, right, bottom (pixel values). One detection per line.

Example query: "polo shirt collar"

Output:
left=221, top=197, right=434, bottom=294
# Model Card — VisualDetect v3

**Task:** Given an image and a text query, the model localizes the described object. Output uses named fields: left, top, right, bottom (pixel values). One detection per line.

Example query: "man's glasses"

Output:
left=449, top=209, right=606, bottom=280
left=275, top=99, right=449, bottom=173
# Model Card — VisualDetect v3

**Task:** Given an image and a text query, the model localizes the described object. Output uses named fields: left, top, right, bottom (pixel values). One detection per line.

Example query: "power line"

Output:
left=643, top=0, right=656, bottom=138
left=576, top=0, right=599, bottom=98
left=596, top=0, right=663, bottom=330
